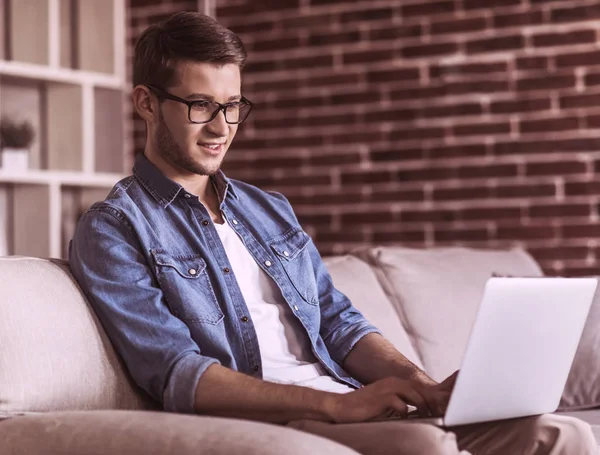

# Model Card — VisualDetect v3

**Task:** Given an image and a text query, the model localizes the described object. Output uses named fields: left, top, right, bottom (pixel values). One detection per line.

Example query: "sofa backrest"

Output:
left=0, top=257, right=158, bottom=415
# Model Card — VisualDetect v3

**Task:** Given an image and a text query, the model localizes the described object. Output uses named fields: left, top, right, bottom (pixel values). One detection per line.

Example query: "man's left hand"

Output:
left=411, top=370, right=459, bottom=417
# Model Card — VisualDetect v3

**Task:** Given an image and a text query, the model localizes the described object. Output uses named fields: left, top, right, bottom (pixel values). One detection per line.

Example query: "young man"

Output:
left=69, top=11, right=596, bottom=455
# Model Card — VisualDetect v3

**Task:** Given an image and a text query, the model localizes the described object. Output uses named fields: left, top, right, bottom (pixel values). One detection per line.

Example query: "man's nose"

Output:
left=206, top=109, right=229, bottom=136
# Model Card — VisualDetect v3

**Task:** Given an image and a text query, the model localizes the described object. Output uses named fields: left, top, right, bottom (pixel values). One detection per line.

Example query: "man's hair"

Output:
left=133, top=11, right=247, bottom=88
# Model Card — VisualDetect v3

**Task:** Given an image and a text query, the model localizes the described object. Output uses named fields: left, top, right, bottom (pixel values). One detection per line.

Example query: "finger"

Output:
left=389, top=396, right=409, bottom=418
left=440, top=371, right=459, bottom=391
left=392, top=383, right=432, bottom=416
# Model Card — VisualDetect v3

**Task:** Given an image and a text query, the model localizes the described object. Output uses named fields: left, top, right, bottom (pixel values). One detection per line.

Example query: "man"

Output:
left=69, top=11, right=596, bottom=455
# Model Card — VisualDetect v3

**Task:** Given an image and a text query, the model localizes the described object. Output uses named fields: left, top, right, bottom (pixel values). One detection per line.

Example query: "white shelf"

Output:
left=0, top=60, right=124, bottom=89
left=0, top=170, right=125, bottom=187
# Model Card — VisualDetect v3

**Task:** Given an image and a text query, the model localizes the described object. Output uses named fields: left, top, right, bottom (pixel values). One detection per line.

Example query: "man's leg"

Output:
left=287, top=420, right=471, bottom=455
left=452, top=414, right=597, bottom=455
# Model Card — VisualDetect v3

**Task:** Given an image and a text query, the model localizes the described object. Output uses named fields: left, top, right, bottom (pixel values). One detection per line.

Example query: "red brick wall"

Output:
left=212, top=0, right=600, bottom=276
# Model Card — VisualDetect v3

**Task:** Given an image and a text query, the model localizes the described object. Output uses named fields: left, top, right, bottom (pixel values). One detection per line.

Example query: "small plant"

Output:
left=0, top=118, right=35, bottom=149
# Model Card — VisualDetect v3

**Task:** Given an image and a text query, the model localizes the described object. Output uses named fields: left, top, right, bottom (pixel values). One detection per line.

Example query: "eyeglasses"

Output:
left=146, top=85, right=253, bottom=125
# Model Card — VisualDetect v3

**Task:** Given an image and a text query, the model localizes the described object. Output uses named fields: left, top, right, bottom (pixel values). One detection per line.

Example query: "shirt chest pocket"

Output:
left=150, top=249, right=224, bottom=325
left=269, top=230, right=319, bottom=305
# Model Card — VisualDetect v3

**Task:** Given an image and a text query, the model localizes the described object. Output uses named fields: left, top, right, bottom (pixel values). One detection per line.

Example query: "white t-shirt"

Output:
left=213, top=218, right=354, bottom=394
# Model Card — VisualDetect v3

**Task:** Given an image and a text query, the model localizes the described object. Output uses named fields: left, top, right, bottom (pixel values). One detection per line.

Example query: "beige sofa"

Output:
left=1, top=246, right=599, bottom=454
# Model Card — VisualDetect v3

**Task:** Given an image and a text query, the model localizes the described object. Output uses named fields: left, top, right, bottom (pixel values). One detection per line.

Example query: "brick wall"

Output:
left=128, top=0, right=600, bottom=276
left=210, top=0, right=600, bottom=276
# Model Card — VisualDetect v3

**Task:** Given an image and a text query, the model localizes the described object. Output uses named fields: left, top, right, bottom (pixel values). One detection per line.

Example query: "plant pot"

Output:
left=0, top=147, right=29, bottom=171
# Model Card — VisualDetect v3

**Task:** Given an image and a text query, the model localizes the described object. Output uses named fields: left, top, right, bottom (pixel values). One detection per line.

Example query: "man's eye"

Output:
left=191, top=101, right=211, bottom=111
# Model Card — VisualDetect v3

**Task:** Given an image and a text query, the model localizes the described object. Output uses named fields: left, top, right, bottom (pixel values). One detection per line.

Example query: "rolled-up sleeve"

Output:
left=69, top=205, right=220, bottom=413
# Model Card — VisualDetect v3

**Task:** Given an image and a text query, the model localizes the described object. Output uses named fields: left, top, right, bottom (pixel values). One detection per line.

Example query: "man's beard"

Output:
left=155, top=109, right=222, bottom=176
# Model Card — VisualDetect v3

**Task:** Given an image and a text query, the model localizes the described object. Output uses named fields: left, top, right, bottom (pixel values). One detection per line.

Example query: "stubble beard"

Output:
left=155, top=109, right=222, bottom=177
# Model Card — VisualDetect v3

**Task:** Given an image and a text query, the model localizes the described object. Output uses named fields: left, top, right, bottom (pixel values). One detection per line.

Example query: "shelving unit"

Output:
left=0, top=0, right=128, bottom=259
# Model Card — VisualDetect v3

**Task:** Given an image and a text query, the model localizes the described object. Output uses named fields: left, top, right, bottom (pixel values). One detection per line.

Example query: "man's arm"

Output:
left=342, top=332, right=436, bottom=386
left=194, top=364, right=339, bottom=424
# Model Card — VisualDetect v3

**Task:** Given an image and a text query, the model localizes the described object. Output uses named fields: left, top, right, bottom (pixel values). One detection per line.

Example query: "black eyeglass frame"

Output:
left=146, top=84, right=253, bottom=125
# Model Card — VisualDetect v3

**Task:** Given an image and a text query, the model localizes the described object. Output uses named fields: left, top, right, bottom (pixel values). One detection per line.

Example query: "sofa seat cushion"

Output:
left=323, top=255, right=423, bottom=369
left=356, top=247, right=543, bottom=382
left=0, top=257, right=157, bottom=413
left=0, top=410, right=361, bottom=455
left=555, top=410, right=600, bottom=446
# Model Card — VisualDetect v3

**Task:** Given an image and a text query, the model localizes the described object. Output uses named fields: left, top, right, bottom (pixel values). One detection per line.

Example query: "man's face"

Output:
left=154, top=62, right=241, bottom=177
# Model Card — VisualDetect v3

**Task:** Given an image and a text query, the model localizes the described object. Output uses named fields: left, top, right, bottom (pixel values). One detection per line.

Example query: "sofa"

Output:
left=1, top=246, right=599, bottom=454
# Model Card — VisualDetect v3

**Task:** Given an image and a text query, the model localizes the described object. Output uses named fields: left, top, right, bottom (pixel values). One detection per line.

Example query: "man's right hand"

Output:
left=325, top=376, right=432, bottom=424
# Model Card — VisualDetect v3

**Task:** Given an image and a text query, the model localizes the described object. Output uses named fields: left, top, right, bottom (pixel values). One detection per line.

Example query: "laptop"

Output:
left=394, top=276, right=598, bottom=427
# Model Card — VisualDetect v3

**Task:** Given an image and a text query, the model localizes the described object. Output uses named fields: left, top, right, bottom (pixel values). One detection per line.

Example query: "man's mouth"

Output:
left=198, top=143, right=225, bottom=154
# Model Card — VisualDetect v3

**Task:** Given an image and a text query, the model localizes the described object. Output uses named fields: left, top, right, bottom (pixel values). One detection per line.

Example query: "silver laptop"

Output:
left=400, top=277, right=597, bottom=427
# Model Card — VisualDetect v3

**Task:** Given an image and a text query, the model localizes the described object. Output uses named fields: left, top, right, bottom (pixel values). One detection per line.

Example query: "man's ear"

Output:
left=132, top=85, right=157, bottom=123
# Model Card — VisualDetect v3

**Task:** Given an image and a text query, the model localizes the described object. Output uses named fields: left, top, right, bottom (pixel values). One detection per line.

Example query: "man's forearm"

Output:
left=342, top=333, right=436, bottom=386
left=194, top=364, right=337, bottom=424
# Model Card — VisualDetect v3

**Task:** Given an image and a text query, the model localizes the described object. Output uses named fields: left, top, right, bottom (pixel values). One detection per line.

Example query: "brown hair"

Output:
left=133, top=11, right=247, bottom=88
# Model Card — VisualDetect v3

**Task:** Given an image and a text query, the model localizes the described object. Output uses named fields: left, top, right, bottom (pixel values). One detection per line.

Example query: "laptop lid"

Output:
left=444, top=277, right=597, bottom=427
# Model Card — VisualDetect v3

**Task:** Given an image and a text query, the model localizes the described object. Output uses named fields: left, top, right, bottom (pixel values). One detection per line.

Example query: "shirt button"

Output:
left=232, top=219, right=238, bottom=225
left=224, top=267, right=230, bottom=273
left=253, top=365, right=259, bottom=371
left=293, top=305, right=299, bottom=311
left=265, top=260, right=272, bottom=267
left=189, top=269, right=197, bottom=275
left=283, top=251, right=289, bottom=257
left=202, top=220, right=209, bottom=226
left=241, top=316, right=249, bottom=322
left=184, top=194, right=191, bottom=198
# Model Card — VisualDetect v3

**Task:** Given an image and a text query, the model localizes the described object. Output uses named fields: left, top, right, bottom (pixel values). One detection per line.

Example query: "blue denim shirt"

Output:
left=69, top=153, right=381, bottom=414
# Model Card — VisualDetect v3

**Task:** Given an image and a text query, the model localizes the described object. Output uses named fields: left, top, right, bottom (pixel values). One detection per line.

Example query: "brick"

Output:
left=280, top=13, right=335, bottom=28
left=520, top=116, right=580, bottom=134
left=491, top=97, right=551, bottom=114
left=397, top=167, right=457, bottom=182
left=556, top=50, right=600, bottom=68
left=442, top=80, right=510, bottom=96
left=269, top=135, right=325, bottom=148
left=372, top=230, right=426, bottom=243
left=330, top=90, right=381, bottom=106
left=458, top=163, right=518, bottom=179
left=272, top=94, right=329, bottom=109
left=401, top=1, right=456, bottom=17
left=364, top=106, right=416, bottom=123
left=494, top=183, right=556, bottom=198
left=551, top=5, right=600, bottom=24
left=229, top=20, right=277, bottom=35
left=429, top=144, right=488, bottom=159
left=368, top=24, right=423, bottom=41
left=390, top=127, right=446, bottom=141
left=453, top=121, right=511, bottom=136
left=430, top=61, right=507, bottom=79
left=528, top=246, right=589, bottom=261
left=497, top=225, right=557, bottom=240
left=460, top=207, right=522, bottom=220
left=532, top=30, right=596, bottom=48
left=517, top=74, right=576, bottom=92
left=301, top=113, right=359, bottom=127
left=560, top=93, right=600, bottom=109
left=563, top=224, right=600, bottom=238
left=253, top=78, right=301, bottom=92
left=466, top=35, right=524, bottom=54
left=565, top=181, right=600, bottom=196
left=341, top=211, right=396, bottom=225
left=528, top=203, right=591, bottom=218
left=421, top=102, right=483, bottom=118
left=340, top=7, right=393, bottom=23
left=493, top=10, right=544, bottom=28
left=370, top=148, right=424, bottom=162
left=308, top=30, right=361, bottom=47
left=341, top=171, right=392, bottom=185
left=431, top=17, right=487, bottom=36
left=401, top=209, right=457, bottom=223
left=586, top=115, right=600, bottom=128
left=343, top=48, right=395, bottom=65
left=306, top=73, right=361, bottom=88
left=314, top=230, right=367, bottom=243
left=562, top=266, right=600, bottom=277
left=252, top=36, right=301, bottom=52
left=296, top=213, right=334, bottom=225
left=401, top=42, right=459, bottom=59
left=366, top=67, right=421, bottom=83
left=219, top=0, right=300, bottom=15
left=516, top=56, right=549, bottom=71
left=390, top=86, right=446, bottom=101
left=251, top=173, right=330, bottom=188
left=433, top=186, right=492, bottom=201
left=331, top=131, right=384, bottom=145
left=368, top=188, right=425, bottom=202
left=309, top=153, right=361, bottom=167
left=464, top=0, right=521, bottom=9
left=244, top=60, right=278, bottom=73
left=585, top=72, right=600, bottom=87
left=435, top=227, right=490, bottom=242
left=526, top=160, right=586, bottom=176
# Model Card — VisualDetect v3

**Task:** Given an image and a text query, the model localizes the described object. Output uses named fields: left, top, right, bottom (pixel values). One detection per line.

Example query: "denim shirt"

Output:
left=69, top=153, right=381, bottom=414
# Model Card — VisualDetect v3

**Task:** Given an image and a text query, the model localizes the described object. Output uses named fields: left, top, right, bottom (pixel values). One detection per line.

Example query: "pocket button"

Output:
left=189, top=268, right=197, bottom=275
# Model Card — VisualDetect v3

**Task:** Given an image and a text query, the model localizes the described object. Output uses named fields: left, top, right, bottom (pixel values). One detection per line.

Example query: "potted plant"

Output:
left=0, top=117, right=36, bottom=171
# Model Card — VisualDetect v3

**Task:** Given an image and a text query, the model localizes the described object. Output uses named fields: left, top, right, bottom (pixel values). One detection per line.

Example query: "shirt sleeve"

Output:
left=68, top=204, right=220, bottom=413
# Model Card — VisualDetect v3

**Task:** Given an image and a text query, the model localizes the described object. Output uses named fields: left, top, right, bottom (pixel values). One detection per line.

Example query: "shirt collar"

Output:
left=133, top=152, right=238, bottom=208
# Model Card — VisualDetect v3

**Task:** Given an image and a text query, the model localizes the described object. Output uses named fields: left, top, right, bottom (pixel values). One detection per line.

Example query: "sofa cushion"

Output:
left=323, top=255, right=423, bottom=369
left=0, top=410, right=361, bottom=455
left=355, top=246, right=543, bottom=382
left=556, top=410, right=600, bottom=446
left=0, top=257, right=158, bottom=413
left=559, top=281, right=600, bottom=411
